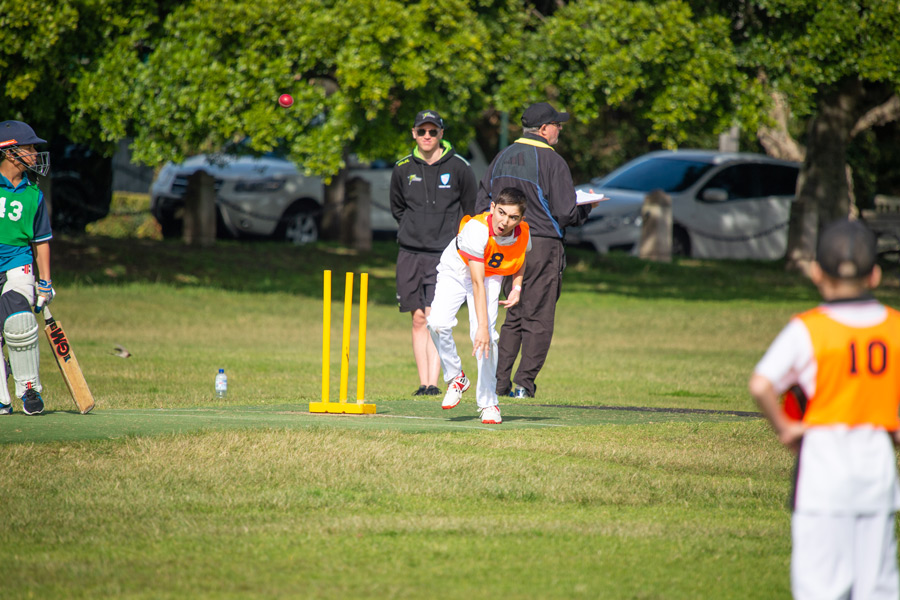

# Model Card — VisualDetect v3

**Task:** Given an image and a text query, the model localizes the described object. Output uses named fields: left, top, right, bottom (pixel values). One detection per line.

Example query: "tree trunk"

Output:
left=758, top=91, right=805, bottom=162
left=183, top=170, right=216, bottom=247
left=851, top=95, right=900, bottom=137
left=321, top=167, right=346, bottom=241
left=785, top=78, right=891, bottom=269
left=342, top=176, right=372, bottom=252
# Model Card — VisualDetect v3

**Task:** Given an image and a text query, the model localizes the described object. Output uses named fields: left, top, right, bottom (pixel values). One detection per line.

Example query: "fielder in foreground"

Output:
left=0, top=121, right=54, bottom=416
left=749, top=219, right=900, bottom=600
left=427, top=188, right=530, bottom=425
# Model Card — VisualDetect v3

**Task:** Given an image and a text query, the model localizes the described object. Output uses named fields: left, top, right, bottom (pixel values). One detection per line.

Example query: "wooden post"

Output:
left=183, top=170, right=216, bottom=247
left=639, top=189, right=672, bottom=262
left=342, top=176, right=372, bottom=252
left=321, top=169, right=346, bottom=241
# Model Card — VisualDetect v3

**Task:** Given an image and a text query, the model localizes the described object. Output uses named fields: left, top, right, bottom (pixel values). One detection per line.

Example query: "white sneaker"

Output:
left=480, top=405, right=502, bottom=424
left=441, top=371, right=471, bottom=410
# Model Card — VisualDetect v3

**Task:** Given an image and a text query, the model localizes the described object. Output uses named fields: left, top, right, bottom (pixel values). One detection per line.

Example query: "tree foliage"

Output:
left=1, top=0, right=177, bottom=148
left=735, top=0, right=900, bottom=261
left=498, top=0, right=900, bottom=262
left=74, top=0, right=520, bottom=178
left=739, top=0, right=900, bottom=119
left=6, top=0, right=900, bottom=256
left=496, top=0, right=767, bottom=149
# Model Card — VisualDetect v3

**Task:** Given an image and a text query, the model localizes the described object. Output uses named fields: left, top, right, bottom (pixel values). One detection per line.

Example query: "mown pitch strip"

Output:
left=0, top=399, right=759, bottom=444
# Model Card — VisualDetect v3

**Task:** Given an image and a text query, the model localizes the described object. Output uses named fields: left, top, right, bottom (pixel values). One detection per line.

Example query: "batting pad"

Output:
left=5, top=311, right=41, bottom=396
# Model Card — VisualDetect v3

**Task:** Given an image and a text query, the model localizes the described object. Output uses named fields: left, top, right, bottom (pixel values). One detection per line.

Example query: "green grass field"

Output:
left=3, top=235, right=899, bottom=598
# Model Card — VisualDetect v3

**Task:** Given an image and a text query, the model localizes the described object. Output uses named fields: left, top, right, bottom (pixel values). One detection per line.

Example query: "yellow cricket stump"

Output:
left=309, top=270, right=376, bottom=414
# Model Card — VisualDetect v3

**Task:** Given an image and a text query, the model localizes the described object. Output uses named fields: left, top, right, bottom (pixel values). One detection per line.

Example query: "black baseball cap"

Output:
left=0, top=120, right=46, bottom=148
left=521, top=102, right=570, bottom=127
left=816, top=218, right=878, bottom=279
left=413, top=110, right=443, bottom=128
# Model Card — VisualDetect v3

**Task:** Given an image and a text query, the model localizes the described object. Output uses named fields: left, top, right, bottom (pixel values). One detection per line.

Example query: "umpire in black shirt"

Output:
left=474, top=102, right=595, bottom=398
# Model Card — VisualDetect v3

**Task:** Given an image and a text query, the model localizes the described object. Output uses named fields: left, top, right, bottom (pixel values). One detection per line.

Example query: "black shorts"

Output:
left=396, top=250, right=440, bottom=313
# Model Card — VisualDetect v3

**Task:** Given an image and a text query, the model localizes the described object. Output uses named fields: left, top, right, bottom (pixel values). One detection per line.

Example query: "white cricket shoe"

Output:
left=441, top=371, right=471, bottom=410
left=480, top=405, right=502, bottom=424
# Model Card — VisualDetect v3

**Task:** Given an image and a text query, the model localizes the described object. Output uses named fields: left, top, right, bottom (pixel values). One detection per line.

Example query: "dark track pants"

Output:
left=495, top=236, right=565, bottom=397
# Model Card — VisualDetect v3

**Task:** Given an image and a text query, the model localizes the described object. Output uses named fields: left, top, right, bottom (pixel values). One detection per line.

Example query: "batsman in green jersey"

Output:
left=0, top=120, right=54, bottom=416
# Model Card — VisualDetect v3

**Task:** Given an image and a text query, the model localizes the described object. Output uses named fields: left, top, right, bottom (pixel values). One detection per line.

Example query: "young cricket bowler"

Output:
left=427, top=187, right=530, bottom=425
left=749, top=219, right=900, bottom=599
left=0, top=120, right=54, bottom=416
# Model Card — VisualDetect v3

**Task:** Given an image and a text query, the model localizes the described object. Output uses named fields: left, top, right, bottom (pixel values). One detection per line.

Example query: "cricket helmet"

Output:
left=0, top=120, right=50, bottom=177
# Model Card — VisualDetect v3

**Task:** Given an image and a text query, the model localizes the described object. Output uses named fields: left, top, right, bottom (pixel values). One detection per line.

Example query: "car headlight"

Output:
left=621, top=209, right=643, bottom=227
left=234, top=178, right=285, bottom=193
left=590, top=208, right=642, bottom=233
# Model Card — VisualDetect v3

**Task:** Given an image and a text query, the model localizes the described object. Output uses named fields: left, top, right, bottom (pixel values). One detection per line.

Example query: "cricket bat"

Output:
left=39, top=306, right=95, bottom=414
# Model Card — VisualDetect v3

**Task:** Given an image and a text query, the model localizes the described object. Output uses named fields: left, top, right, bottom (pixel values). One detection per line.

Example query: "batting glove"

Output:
left=36, top=279, right=55, bottom=309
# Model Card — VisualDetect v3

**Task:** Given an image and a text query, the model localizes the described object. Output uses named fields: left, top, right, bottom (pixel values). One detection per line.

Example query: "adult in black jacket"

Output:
left=391, top=110, right=476, bottom=396
left=474, top=102, right=599, bottom=398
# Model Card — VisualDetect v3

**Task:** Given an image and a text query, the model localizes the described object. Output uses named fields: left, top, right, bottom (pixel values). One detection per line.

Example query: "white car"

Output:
left=566, top=150, right=801, bottom=259
left=150, top=142, right=487, bottom=244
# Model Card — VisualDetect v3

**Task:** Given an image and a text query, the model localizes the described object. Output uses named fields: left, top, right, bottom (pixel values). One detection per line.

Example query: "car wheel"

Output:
left=280, top=205, right=318, bottom=244
left=672, top=226, right=691, bottom=257
left=215, top=207, right=238, bottom=239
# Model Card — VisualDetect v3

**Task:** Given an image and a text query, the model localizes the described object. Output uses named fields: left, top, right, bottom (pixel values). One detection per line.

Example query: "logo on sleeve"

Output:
left=439, top=173, right=451, bottom=189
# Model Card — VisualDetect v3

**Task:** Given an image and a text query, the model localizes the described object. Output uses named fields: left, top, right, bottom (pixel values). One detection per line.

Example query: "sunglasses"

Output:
left=416, top=128, right=440, bottom=137
left=549, top=122, right=563, bottom=130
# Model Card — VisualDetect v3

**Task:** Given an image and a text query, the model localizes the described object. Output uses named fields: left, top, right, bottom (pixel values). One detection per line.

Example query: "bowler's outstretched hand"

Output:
left=500, top=287, right=521, bottom=308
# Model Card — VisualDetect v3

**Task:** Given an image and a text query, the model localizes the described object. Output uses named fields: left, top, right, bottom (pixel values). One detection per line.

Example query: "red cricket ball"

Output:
left=278, top=94, right=293, bottom=108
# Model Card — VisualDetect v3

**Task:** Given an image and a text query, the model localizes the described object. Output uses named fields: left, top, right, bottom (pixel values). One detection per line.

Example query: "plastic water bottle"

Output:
left=215, top=368, right=228, bottom=399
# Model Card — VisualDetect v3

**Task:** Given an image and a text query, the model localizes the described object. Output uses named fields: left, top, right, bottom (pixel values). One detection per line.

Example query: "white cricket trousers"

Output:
left=792, top=511, right=900, bottom=600
left=426, top=266, right=502, bottom=410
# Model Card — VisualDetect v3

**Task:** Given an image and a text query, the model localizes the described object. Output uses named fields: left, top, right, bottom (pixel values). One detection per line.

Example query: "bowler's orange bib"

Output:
left=457, top=213, right=529, bottom=277
left=799, top=306, right=900, bottom=429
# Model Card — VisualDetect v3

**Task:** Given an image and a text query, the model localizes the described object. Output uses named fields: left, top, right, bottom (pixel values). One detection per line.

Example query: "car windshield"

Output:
left=223, top=137, right=289, bottom=160
left=604, top=157, right=715, bottom=193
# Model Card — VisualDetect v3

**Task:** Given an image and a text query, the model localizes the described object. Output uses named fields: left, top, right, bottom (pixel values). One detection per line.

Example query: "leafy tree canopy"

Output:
left=75, top=0, right=521, bottom=177
left=496, top=0, right=767, bottom=148
left=1, top=0, right=176, bottom=146
left=739, top=0, right=900, bottom=119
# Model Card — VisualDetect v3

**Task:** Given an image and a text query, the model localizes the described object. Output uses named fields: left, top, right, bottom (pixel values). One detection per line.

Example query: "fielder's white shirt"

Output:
left=754, top=299, right=900, bottom=514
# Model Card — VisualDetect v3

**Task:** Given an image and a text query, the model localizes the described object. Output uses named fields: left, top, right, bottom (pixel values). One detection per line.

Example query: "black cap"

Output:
left=816, top=219, right=877, bottom=279
left=413, top=110, right=443, bottom=128
left=0, top=120, right=46, bottom=148
left=521, top=102, right=570, bottom=127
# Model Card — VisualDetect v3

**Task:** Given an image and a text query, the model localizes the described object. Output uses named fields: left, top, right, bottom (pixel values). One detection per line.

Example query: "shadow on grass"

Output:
left=447, top=415, right=556, bottom=423
left=51, top=235, right=900, bottom=305
left=52, top=234, right=403, bottom=304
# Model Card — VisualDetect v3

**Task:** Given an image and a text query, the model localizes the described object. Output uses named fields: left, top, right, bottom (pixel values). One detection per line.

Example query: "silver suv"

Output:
left=150, top=142, right=487, bottom=243
left=566, top=150, right=800, bottom=259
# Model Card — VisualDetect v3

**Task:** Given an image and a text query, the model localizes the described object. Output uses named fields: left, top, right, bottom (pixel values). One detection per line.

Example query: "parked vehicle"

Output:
left=566, top=150, right=801, bottom=259
left=150, top=141, right=488, bottom=243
